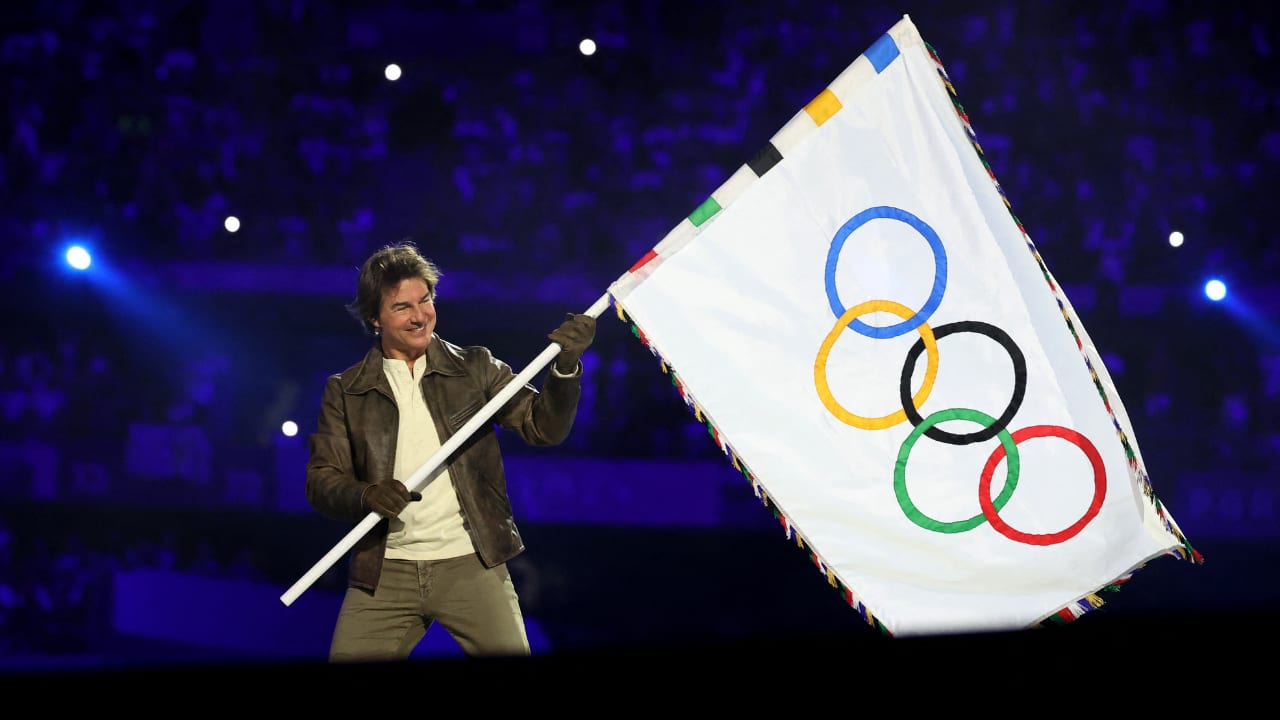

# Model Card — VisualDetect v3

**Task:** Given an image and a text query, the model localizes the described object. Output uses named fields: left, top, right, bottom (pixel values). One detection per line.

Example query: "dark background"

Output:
left=0, top=0, right=1277, bottom=693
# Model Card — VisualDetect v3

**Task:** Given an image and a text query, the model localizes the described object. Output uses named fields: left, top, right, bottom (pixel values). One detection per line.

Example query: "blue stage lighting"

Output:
left=1204, top=278, right=1227, bottom=302
left=65, top=245, right=92, bottom=270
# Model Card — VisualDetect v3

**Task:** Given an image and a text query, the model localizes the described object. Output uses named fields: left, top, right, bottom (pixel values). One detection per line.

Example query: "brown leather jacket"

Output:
left=305, top=335, right=582, bottom=594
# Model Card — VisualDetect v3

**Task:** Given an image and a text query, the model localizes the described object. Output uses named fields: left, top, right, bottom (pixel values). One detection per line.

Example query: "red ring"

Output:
left=977, top=425, right=1106, bottom=546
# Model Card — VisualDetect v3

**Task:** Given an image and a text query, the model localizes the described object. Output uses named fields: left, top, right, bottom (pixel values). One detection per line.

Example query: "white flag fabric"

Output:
left=607, top=15, right=1200, bottom=637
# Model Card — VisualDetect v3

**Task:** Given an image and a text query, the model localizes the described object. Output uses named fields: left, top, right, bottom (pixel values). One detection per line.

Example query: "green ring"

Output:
left=894, top=407, right=1020, bottom=533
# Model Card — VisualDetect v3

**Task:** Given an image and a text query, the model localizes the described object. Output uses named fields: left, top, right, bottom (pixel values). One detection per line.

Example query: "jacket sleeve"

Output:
left=306, top=375, right=368, bottom=522
left=478, top=347, right=582, bottom=446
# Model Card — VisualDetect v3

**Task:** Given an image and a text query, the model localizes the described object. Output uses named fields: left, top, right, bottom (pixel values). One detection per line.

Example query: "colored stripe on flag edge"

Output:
left=924, top=39, right=1203, bottom=629
left=925, top=40, right=1205, bottom=578
left=615, top=301, right=894, bottom=638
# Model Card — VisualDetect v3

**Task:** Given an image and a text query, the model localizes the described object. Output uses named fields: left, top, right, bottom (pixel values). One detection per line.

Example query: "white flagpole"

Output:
left=280, top=292, right=614, bottom=606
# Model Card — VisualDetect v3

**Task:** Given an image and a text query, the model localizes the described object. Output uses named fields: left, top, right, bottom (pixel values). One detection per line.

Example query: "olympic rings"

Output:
left=816, top=299, right=938, bottom=430
left=977, top=425, right=1106, bottom=545
left=816, top=204, right=1107, bottom=547
left=898, top=321, right=1027, bottom=445
left=824, top=206, right=948, bottom=339
left=894, top=408, right=1020, bottom=533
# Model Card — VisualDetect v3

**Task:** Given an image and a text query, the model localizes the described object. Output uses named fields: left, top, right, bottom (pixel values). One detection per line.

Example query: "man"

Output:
left=305, top=240, right=595, bottom=661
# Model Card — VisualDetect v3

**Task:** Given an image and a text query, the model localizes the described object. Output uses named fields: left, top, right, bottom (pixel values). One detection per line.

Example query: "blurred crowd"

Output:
left=2, top=2, right=1272, bottom=276
left=0, top=513, right=278, bottom=658
left=0, top=0, right=1277, bottom=663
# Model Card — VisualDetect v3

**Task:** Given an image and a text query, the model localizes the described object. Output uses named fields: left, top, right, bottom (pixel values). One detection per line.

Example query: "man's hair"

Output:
left=346, top=241, right=442, bottom=335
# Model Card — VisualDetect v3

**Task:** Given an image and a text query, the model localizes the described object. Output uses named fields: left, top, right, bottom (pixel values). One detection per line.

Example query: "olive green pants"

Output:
left=328, top=553, right=530, bottom=662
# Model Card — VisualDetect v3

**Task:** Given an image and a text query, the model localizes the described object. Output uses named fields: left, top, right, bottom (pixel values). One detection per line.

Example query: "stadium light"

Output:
left=65, top=245, right=92, bottom=270
left=1204, top=278, right=1227, bottom=302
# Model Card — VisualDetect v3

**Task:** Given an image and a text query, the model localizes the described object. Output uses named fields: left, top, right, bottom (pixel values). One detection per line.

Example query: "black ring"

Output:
left=898, top=320, right=1026, bottom=445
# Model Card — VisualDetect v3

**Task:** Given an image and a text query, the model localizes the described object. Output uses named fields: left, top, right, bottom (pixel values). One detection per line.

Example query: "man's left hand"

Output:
left=549, top=313, right=596, bottom=374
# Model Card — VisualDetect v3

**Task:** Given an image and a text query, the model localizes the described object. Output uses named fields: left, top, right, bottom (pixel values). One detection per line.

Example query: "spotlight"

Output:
left=385, top=63, right=402, bottom=81
left=225, top=216, right=241, bottom=232
left=1168, top=231, right=1183, bottom=248
left=1204, top=278, right=1227, bottom=302
left=579, top=38, right=597, bottom=56
left=281, top=420, right=299, bottom=437
left=65, top=245, right=92, bottom=270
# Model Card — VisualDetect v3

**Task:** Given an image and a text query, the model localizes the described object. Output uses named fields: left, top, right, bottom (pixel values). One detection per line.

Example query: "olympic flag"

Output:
left=607, top=15, right=1201, bottom=637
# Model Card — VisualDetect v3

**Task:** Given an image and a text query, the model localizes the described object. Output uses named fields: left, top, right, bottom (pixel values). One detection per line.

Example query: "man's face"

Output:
left=373, top=276, right=436, bottom=362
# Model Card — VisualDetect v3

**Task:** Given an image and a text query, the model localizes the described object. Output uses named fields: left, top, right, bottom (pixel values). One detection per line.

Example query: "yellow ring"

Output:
left=815, top=299, right=938, bottom=430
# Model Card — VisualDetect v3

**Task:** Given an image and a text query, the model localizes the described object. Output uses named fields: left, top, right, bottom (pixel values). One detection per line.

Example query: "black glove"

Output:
left=361, top=480, right=419, bottom=518
left=548, top=313, right=596, bottom=374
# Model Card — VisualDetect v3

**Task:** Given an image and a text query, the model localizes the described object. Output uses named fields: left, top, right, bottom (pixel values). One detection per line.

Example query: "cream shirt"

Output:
left=381, top=355, right=474, bottom=560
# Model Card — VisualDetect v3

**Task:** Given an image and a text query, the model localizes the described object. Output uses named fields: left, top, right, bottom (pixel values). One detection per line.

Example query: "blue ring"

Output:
left=824, top=206, right=948, bottom=339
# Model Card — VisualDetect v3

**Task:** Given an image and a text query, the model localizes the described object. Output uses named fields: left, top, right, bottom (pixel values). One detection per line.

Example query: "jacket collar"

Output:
left=341, top=334, right=465, bottom=395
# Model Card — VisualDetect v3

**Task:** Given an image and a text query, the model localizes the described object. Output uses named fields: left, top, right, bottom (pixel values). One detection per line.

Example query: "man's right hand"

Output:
left=361, top=480, right=418, bottom=518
